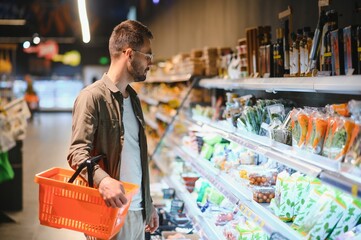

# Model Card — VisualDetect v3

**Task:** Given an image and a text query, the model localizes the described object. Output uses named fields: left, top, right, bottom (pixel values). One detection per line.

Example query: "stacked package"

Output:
left=203, top=47, right=219, bottom=76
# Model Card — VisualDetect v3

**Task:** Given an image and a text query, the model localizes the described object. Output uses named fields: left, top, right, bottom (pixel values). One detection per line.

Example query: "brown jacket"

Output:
left=67, top=74, right=152, bottom=223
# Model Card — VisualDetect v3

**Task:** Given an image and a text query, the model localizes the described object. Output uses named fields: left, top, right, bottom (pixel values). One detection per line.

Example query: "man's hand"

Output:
left=98, top=176, right=127, bottom=208
left=145, top=205, right=159, bottom=233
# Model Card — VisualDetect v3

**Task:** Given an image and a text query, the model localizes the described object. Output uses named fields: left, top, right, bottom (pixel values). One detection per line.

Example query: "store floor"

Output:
left=0, top=112, right=84, bottom=240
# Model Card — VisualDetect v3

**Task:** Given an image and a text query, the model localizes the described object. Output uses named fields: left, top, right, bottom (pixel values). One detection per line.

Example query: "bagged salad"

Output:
left=305, top=111, right=328, bottom=155
left=291, top=108, right=309, bottom=149
left=329, top=194, right=361, bottom=239
left=297, top=189, right=346, bottom=240
left=322, top=116, right=355, bottom=161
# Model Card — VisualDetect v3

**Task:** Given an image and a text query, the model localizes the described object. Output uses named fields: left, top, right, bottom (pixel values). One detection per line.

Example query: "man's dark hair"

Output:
left=109, top=20, right=153, bottom=59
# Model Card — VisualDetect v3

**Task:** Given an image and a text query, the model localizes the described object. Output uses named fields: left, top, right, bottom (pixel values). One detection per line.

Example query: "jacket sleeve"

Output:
left=67, top=89, right=109, bottom=186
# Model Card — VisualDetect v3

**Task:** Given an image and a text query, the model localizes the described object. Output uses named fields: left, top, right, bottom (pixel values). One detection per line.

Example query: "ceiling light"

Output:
left=77, top=0, right=91, bottom=43
left=23, top=41, right=30, bottom=49
left=33, top=34, right=41, bottom=44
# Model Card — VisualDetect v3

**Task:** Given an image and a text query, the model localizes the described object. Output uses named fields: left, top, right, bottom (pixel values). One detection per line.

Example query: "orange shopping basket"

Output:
left=34, top=155, right=139, bottom=239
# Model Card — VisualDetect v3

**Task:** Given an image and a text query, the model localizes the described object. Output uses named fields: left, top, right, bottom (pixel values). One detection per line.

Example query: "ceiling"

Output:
left=0, top=0, right=141, bottom=43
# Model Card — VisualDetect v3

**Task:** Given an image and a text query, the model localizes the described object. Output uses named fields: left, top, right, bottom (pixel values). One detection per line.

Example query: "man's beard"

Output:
left=129, top=59, right=148, bottom=82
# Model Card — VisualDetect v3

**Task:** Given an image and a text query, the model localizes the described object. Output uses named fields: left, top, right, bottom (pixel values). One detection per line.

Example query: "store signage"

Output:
left=52, top=50, right=81, bottom=67
left=23, top=40, right=59, bottom=60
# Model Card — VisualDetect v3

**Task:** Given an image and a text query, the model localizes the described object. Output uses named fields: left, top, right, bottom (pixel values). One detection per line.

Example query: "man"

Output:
left=67, top=20, right=159, bottom=240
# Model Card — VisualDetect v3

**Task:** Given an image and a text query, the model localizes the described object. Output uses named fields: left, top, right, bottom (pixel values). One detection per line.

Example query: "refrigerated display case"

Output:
left=149, top=75, right=361, bottom=240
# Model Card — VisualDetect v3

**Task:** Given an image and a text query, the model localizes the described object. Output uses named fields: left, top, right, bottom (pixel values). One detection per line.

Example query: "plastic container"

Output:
left=248, top=169, right=278, bottom=186
left=34, top=167, right=139, bottom=239
left=252, top=186, right=275, bottom=203
left=162, top=188, right=175, bottom=199
left=182, top=175, right=199, bottom=193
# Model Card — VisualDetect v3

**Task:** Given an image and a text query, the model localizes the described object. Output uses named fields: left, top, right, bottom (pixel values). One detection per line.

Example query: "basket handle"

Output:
left=68, top=155, right=105, bottom=188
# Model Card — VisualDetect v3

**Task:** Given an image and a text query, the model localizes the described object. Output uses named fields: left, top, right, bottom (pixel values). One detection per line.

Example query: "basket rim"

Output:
left=34, top=167, right=139, bottom=197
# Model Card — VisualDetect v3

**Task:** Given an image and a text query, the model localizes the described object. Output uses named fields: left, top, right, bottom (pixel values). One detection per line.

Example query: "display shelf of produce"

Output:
left=144, top=117, right=158, bottom=130
left=147, top=137, right=159, bottom=156
left=191, top=116, right=361, bottom=198
left=155, top=112, right=172, bottom=124
left=163, top=175, right=226, bottom=240
left=199, top=75, right=361, bottom=94
left=146, top=73, right=192, bottom=83
left=152, top=152, right=169, bottom=174
left=138, top=95, right=159, bottom=105
left=172, top=145, right=301, bottom=240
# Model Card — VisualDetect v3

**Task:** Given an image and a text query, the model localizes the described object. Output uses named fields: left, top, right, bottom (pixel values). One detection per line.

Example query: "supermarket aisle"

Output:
left=0, top=113, right=84, bottom=240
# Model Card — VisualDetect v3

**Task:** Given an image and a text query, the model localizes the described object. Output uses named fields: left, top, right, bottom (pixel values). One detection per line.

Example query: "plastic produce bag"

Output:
left=305, top=112, right=328, bottom=155
left=292, top=185, right=329, bottom=230
left=322, top=117, right=355, bottom=161
left=330, top=194, right=361, bottom=239
left=270, top=171, right=297, bottom=221
left=291, top=109, right=309, bottom=149
left=344, top=123, right=361, bottom=174
left=292, top=174, right=311, bottom=217
left=0, top=151, right=14, bottom=183
left=297, top=190, right=346, bottom=240
left=335, top=224, right=361, bottom=240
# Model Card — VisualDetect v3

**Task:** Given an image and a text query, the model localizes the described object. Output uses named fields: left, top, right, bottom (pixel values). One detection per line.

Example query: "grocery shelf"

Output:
left=146, top=73, right=192, bottom=83
left=199, top=75, right=361, bottom=94
left=313, top=75, right=361, bottom=94
left=163, top=175, right=226, bottom=240
left=152, top=153, right=169, bottom=174
left=144, top=117, right=158, bottom=130
left=172, top=145, right=301, bottom=240
left=155, top=112, right=173, bottom=124
left=138, top=95, right=159, bottom=105
left=191, top=116, right=361, bottom=198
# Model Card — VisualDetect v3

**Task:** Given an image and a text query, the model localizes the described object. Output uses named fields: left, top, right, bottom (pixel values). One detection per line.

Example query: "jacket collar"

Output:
left=101, top=73, right=138, bottom=100
left=101, top=73, right=120, bottom=93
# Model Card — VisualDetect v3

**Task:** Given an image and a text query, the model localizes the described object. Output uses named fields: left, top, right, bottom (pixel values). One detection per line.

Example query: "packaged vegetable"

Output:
left=291, top=174, right=311, bottom=217
left=200, top=143, right=214, bottom=160
left=248, top=169, right=278, bottom=186
left=291, top=185, right=329, bottom=229
left=267, top=104, right=286, bottom=123
left=297, top=190, right=346, bottom=240
left=322, top=117, right=355, bottom=161
left=335, top=224, right=361, bottom=240
left=293, top=176, right=322, bottom=218
left=235, top=220, right=269, bottom=240
left=291, top=109, right=309, bottom=149
left=344, top=123, right=361, bottom=174
left=270, top=171, right=297, bottom=221
left=204, top=187, right=224, bottom=205
left=305, top=112, right=328, bottom=155
left=348, top=100, right=361, bottom=121
left=195, top=179, right=210, bottom=203
left=330, top=194, right=361, bottom=239
left=252, top=186, right=275, bottom=203
left=330, top=103, right=350, bottom=117
left=202, top=134, right=225, bottom=146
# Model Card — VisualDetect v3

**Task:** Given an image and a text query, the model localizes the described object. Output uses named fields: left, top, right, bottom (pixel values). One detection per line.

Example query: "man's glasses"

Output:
left=123, top=49, right=154, bottom=62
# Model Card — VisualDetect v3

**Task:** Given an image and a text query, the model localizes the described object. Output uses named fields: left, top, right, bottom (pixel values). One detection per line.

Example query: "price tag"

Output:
left=352, top=185, right=358, bottom=197
left=259, top=220, right=265, bottom=228
left=239, top=205, right=245, bottom=213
